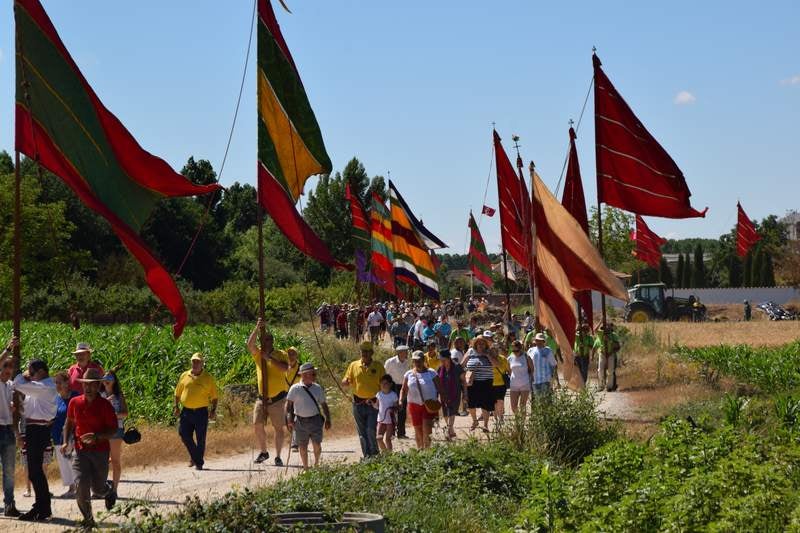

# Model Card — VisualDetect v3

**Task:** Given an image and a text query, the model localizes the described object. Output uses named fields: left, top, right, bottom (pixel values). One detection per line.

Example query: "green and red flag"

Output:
left=257, top=0, right=350, bottom=270
left=468, top=212, right=493, bottom=288
left=345, top=182, right=370, bottom=251
left=14, top=0, right=221, bottom=337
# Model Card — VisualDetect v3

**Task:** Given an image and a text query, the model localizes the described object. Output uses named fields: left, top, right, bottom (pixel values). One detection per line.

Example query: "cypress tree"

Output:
left=676, top=255, right=685, bottom=288
left=682, top=254, right=693, bottom=288
left=752, top=245, right=763, bottom=287
left=760, top=252, right=775, bottom=287
left=659, top=256, right=673, bottom=288
left=743, top=251, right=753, bottom=288
left=728, top=254, right=742, bottom=287
left=692, top=243, right=706, bottom=288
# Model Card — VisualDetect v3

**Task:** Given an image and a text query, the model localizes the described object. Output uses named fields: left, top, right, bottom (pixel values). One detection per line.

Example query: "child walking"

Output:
left=376, top=375, right=398, bottom=453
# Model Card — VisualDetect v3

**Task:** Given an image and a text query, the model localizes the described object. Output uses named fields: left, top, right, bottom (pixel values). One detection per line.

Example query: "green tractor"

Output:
left=623, top=283, right=706, bottom=323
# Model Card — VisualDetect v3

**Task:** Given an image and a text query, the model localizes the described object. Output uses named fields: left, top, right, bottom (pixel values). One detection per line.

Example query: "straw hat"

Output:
left=72, top=342, right=93, bottom=354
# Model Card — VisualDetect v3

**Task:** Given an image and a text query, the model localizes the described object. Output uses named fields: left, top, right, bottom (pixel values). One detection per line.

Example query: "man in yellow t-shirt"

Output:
left=247, top=319, right=289, bottom=466
left=173, top=353, right=218, bottom=470
left=341, top=341, right=383, bottom=457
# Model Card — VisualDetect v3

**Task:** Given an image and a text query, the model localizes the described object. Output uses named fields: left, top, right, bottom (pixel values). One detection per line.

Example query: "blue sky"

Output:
left=2, top=1, right=798, bottom=255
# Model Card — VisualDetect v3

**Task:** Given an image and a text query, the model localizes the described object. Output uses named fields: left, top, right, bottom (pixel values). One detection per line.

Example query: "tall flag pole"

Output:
left=512, top=135, right=535, bottom=320
left=14, top=0, right=222, bottom=337
left=388, top=181, right=443, bottom=300
left=468, top=212, right=494, bottom=288
left=632, top=215, right=667, bottom=268
left=561, top=125, right=594, bottom=327
left=593, top=52, right=707, bottom=219
left=529, top=163, right=628, bottom=388
left=736, top=202, right=761, bottom=257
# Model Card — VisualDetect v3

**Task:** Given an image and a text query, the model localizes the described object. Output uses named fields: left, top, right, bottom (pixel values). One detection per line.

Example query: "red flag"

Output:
left=468, top=212, right=494, bottom=288
left=15, top=0, right=222, bottom=337
left=531, top=166, right=628, bottom=389
left=481, top=205, right=496, bottom=217
left=736, top=202, right=761, bottom=257
left=632, top=215, right=667, bottom=268
left=593, top=53, right=706, bottom=219
left=560, top=127, right=593, bottom=327
left=494, top=130, right=530, bottom=271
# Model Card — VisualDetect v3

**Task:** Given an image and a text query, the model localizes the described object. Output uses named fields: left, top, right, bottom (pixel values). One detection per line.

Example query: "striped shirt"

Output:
left=465, top=353, right=494, bottom=382
left=528, top=347, right=557, bottom=385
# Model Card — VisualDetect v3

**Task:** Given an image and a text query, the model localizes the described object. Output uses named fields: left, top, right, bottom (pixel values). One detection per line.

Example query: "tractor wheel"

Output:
left=629, top=309, right=651, bottom=323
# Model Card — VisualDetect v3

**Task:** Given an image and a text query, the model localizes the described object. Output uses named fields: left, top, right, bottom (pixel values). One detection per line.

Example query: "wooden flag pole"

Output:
left=256, top=201, right=268, bottom=403
left=12, top=152, right=22, bottom=363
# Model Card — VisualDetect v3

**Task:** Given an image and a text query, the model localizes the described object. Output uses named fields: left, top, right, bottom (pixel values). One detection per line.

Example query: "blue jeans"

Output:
left=352, top=402, right=378, bottom=458
left=0, top=425, right=15, bottom=508
left=179, top=407, right=209, bottom=467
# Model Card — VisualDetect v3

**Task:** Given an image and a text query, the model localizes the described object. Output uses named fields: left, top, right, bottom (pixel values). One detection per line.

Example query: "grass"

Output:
left=626, top=319, right=800, bottom=347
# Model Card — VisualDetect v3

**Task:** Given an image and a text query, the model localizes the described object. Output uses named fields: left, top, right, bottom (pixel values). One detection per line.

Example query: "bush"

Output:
left=122, top=441, right=542, bottom=533
left=497, top=390, right=620, bottom=466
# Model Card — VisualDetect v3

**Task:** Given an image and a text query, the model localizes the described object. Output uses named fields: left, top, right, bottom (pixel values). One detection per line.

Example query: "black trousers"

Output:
left=25, top=424, right=52, bottom=514
left=179, top=407, right=209, bottom=467
left=391, top=384, right=407, bottom=437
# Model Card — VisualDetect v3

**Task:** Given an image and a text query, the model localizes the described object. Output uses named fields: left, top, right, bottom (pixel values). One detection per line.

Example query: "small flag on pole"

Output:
left=481, top=205, right=496, bottom=217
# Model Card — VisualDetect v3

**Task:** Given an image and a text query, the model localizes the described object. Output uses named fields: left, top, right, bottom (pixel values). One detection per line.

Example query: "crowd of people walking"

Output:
left=0, top=299, right=621, bottom=527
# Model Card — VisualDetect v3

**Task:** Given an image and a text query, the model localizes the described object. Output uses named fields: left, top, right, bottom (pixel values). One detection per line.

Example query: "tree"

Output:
left=214, top=182, right=258, bottom=235
left=588, top=206, right=635, bottom=272
left=676, top=255, right=685, bottom=288
left=743, top=250, right=753, bottom=287
left=181, top=157, right=221, bottom=209
left=682, top=254, right=693, bottom=288
left=659, top=256, right=673, bottom=287
left=751, top=244, right=763, bottom=287
left=760, top=251, right=775, bottom=287
left=728, top=254, right=742, bottom=288
left=776, top=241, right=800, bottom=287
left=692, top=243, right=706, bottom=288
left=304, top=172, right=351, bottom=262
left=0, top=151, right=13, bottom=174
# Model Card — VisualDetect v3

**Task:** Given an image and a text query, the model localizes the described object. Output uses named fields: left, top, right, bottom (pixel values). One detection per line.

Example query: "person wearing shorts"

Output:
left=376, top=375, right=398, bottom=452
left=285, top=364, right=330, bottom=469
left=247, top=319, right=290, bottom=466
left=400, top=351, right=440, bottom=450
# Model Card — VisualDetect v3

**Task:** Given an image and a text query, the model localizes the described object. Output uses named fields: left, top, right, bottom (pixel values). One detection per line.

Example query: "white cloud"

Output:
left=673, top=90, right=696, bottom=105
left=665, top=232, right=680, bottom=240
left=781, top=75, right=800, bottom=86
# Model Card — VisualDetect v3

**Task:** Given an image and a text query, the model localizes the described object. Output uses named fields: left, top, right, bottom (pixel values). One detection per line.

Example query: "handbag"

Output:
left=122, top=419, right=141, bottom=445
left=413, top=370, right=441, bottom=414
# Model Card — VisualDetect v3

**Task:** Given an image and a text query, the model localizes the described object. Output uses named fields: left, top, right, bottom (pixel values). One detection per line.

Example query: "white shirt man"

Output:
left=367, top=311, right=383, bottom=328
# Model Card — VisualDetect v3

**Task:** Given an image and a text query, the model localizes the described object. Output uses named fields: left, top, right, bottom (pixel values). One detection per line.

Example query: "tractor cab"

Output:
left=625, top=283, right=667, bottom=322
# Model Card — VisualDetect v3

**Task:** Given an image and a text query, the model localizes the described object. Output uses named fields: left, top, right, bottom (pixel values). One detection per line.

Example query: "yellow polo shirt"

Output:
left=285, top=361, right=302, bottom=388
left=425, top=353, right=441, bottom=372
left=175, top=370, right=218, bottom=409
left=344, top=359, right=383, bottom=399
left=492, top=355, right=510, bottom=387
left=253, top=349, right=289, bottom=399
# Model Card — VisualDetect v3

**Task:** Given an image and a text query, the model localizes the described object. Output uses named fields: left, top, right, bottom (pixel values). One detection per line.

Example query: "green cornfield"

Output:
left=0, top=321, right=306, bottom=423
left=674, top=340, right=800, bottom=392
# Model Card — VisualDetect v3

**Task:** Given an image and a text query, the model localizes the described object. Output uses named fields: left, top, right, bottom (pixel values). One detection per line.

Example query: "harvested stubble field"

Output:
left=626, top=319, right=800, bottom=347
